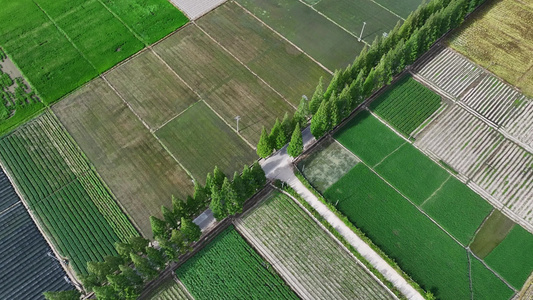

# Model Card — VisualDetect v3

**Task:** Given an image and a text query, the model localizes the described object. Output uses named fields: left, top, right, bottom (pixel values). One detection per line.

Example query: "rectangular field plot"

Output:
left=297, top=137, right=359, bottom=192
left=155, top=101, right=256, bottom=185
left=372, top=0, right=422, bottom=19
left=324, top=164, right=514, bottom=300
left=154, top=25, right=294, bottom=144
left=421, top=177, right=492, bottom=245
left=448, top=0, right=533, bottom=98
left=0, top=202, right=73, bottom=299
left=235, top=190, right=394, bottom=300
left=370, top=76, right=442, bottom=137
left=146, top=278, right=192, bottom=300
left=0, top=112, right=137, bottom=274
left=313, top=0, right=401, bottom=44
left=469, top=210, right=515, bottom=259
left=105, top=50, right=199, bottom=129
left=485, top=225, right=533, bottom=289
left=53, top=78, right=193, bottom=238
left=197, top=2, right=331, bottom=104
left=0, top=0, right=187, bottom=104
left=176, top=226, right=298, bottom=300
left=235, top=0, right=363, bottom=70
left=170, top=0, right=226, bottom=20
left=334, top=110, right=405, bottom=166
left=374, top=143, right=450, bottom=204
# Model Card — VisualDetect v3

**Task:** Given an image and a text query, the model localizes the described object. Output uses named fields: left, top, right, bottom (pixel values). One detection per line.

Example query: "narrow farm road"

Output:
left=260, top=127, right=425, bottom=300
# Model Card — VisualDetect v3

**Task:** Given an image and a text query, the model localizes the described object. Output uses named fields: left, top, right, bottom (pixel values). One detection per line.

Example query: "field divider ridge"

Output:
left=101, top=75, right=198, bottom=183
left=199, top=100, right=257, bottom=150
left=419, top=175, right=451, bottom=207
left=295, top=0, right=370, bottom=46
left=0, top=158, right=81, bottom=289
left=372, top=141, right=408, bottom=168
left=0, top=201, right=22, bottom=218
left=467, top=248, right=517, bottom=292
left=32, top=1, right=100, bottom=74
left=172, top=276, right=195, bottom=300
left=193, top=22, right=298, bottom=111
left=153, top=101, right=201, bottom=133
left=94, top=0, right=148, bottom=46
left=231, top=1, right=333, bottom=75
left=366, top=0, right=405, bottom=21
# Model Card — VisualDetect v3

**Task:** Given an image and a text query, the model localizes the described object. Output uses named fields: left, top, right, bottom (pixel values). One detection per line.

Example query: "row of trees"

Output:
left=256, top=0, right=487, bottom=153
left=257, top=111, right=305, bottom=158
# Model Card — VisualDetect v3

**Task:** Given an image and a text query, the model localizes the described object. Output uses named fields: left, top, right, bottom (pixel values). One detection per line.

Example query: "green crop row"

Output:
left=370, top=76, right=441, bottom=136
left=176, top=226, right=298, bottom=300
left=0, top=112, right=137, bottom=274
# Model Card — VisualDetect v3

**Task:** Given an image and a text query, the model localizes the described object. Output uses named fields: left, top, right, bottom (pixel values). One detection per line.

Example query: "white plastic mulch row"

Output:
left=413, top=46, right=483, bottom=98
left=471, top=140, right=533, bottom=222
left=415, top=105, right=501, bottom=177
left=169, top=0, right=226, bottom=20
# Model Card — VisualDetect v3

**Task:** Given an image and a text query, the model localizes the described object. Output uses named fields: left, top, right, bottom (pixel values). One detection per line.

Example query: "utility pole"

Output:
left=235, top=116, right=241, bottom=133
left=358, top=22, right=366, bottom=42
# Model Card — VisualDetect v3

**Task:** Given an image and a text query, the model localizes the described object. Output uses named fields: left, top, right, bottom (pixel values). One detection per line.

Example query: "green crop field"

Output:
left=421, top=177, right=493, bottom=245
left=235, top=0, right=363, bottom=70
left=237, top=190, right=394, bottom=299
left=324, top=164, right=513, bottom=300
left=485, top=225, right=533, bottom=289
left=0, top=0, right=187, bottom=104
left=297, top=137, right=359, bottom=192
left=176, top=226, right=298, bottom=300
left=374, top=143, right=451, bottom=204
left=0, top=112, right=137, bottom=274
left=373, top=0, right=423, bottom=19
left=370, top=76, right=442, bottom=137
left=313, top=0, right=401, bottom=44
left=147, top=278, right=192, bottom=300
left=197, top=2, right=331, bottom=104
left=334, top=110, right=405, bottom=166
left=153, top=24, right=294, bottom=145
left=469, top=210, right=515, bottom=259
left=156, top=101, right=257, bottom=185
left=53, top=78, right=193, bottom=237
left=105, top=50, right=199, bottom=130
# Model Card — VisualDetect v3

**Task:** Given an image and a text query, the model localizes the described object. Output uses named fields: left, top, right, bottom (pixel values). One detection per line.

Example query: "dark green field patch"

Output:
left=421, top=177, right=492, bottom=245
left=485, top=225, right=533, bottom=289
left=370, top=76, right=442, bottom=137
left=469, top=210, right=515, bottom=259
left=324, top=164, right=513, bottom=299
left=156, top=101, right=257, bottom=185
left=334, top=110, right=405, bottom=166
left=374, top=143, right=450, bottom=204
left=313, top=0, right=401, bottom=44
left=235, top=0, right=363, bottom=70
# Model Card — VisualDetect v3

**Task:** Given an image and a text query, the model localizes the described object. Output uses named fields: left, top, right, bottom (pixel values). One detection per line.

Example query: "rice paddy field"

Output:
left=0, top=0, right=188, bottom=104
left=235, top=190, right=395, bottom=299
left=0, top=169, right=73, bottom=299
left=370, top=75, right=443, bottom=137
left=448, top=0, right=533, bottom=98
left=0, top=111, right=137, bottom=274
left=176, top=226, right=298, bottom=300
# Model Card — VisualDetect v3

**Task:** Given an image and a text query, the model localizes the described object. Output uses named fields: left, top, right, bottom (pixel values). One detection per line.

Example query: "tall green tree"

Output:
left=269, top=119, right=284, bottom=149
left=309, top=76, right=324, bottom=114
left=119, top=265, right=144, bottom=287
left=287, top=124, right=303, bottom=158
left=43, top=291, right=81, bottom=300
left=161, top=205, right=176, bottom=227
left=114, top=242, right=133, bottom=260
left=93, top=286, right=118, bottom=300
left=240, top=164, right=254, bottom=196
left=130, top=253, right=158, bottom=280
left=324, top=71, right=340, bottom=102
left=222, top=177, right=241, bottom=215
left=170, top=229, right=187, bottom=255
left=256, top=127, right=273, bottom=158
left=232, top=171, right=246, bottom=201
left=281, top=112, right=294, bottom=142
left=146, top=247, right=166, bottom=270
left=181, top=217, right=202, bottom=242
left=172, top=196, right=186, bottom=222
left=205, top=172, right=214, bottom=196
left=212, top=166, right=226, bottom=190
left=362, top=67, right=377, bottom=97
left=251, top=162, right=267, bottom=189
left=193, top=182, right=208, bottom=206
left=210, top=185, right=226, bottom=221
left=296, top=95, right=310, bottom=118
left=150, top=216, right=168, bottom=239
left=107, top=272, right=140, bottom=300
left=310, top=98, right=331, bottom=138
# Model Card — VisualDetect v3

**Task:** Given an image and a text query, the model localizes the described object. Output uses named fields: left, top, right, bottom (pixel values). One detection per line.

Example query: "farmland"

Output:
left=146, top=278, right=192, bottom=300
left=155, top=101, right=257, bottom=185
left=448, top=0, right=533, bottom=97
left=324, top=164, right=512, bottom=299
left=0, top=0, right=187, bottom=104
left=235, top=0, right=363, bottom=70
left=370, top=76, right=442, bottom=137
left=0, top=169, right=73, bottom=299
left=53, top=78, right=193, bottom=237
left=297, top=137, right=359, bottom=192
left=0, top=111, right=137, bottom=274
left=176, top=226, right=298, bottom=300
left=235, top=190, right=394, bottom=299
